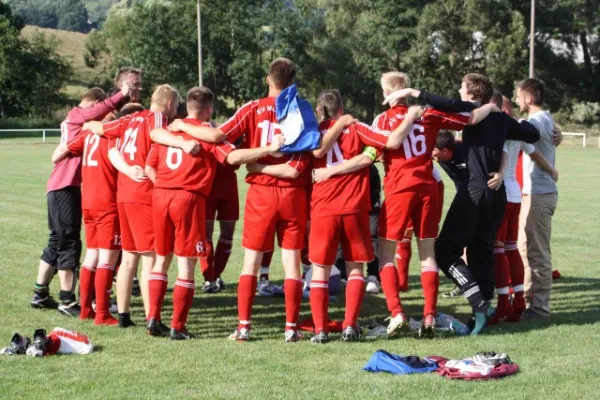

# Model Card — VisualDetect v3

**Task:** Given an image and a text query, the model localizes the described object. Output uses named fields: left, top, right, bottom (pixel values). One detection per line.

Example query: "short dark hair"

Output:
left=114, top=67, right=142, bottom=87
left=81, top=87, right=106, bottom=103
left=268, top=57, right=296, bottom=89
left=491, top=90, right=503, bottom=108
left=186, top=86, right=214, bottom=111
left=116, top=103, right=144, bottom=118
left=436, top=130, right=456, bottom=151
left=316, top=90, right=343, bottom=121
left=463, top=73, right=493, bottom=104
left=518, top=78, right=544, bottom=106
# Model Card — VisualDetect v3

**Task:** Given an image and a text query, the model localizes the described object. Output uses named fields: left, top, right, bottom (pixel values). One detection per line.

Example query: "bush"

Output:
left=571, top=102, right=600, bottom=125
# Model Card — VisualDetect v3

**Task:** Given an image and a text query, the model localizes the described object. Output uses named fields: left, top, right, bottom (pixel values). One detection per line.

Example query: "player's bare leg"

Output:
left=79, top=249, right=99, bottom=319
left=147, top=253, right=172, bottom=336
left=230, top=249, right=263, bottom=341
left=36, top=260, right=56, bottom=288
left=378, top=238, right=407, bottom=334
left=416, top=238, right=439, bottom=337
left=93, top=249, right=120, bottom=326
left=140, top=252, right=156, bottom=318
left=116, top=250, right=140, bottom=327
left=309, top=264, right=332, bottom=343
left=343, top=261, right=366, bottom=341
left=170, top=257, right=196, bottom=340
left=281, top=248, right=303, bottom=342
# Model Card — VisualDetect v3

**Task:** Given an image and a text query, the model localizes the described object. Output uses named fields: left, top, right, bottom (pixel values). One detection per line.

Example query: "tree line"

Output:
left=1, top=0, right=599, bottom=124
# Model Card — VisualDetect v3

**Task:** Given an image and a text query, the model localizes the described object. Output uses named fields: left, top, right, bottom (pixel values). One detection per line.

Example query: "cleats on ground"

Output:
left=228, top=328, right=250, bottom=342
left=310, top=331, right=330, bottom=344
left=284, top=329, right=303, bottom=343
left=202, top=281, right=218, bottom=294
left=170, top=328, right=193, bottom=340
left=31, top=294, right=59, bottom=309
left=147, top=319, right=165, bottom=336
left=257, top=279, right=283, bottom=296
left=385, top=312, right=408, bottom=335
left=58, top=301, right=80, bottom=317
left=341, top=326, right=361, bottom=342
left=216, top=278, right=225, bottom=292
left=418, top=314, right=436, bottom=338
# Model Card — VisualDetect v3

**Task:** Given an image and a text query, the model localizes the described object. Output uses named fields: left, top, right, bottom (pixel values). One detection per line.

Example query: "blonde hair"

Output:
left=151, top=84, right=181, bottom=107
left=380, top=71, right=411, bottom=94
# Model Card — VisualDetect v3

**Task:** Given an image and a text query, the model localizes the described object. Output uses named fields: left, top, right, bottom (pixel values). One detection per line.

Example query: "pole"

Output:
left=529, top=0, right=535, bottom=78
left=197, top=0, right=203, bottom=86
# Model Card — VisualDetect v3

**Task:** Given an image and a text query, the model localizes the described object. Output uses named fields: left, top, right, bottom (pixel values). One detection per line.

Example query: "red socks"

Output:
left=309, top=280, right=329, bottom=333
left=214, top=236, right=233, bottom=278
left=380, top=263, right=403, bottom=317
left=148, top=272, right=168, bottom=322
left=490, top=247, right=514, bottom=323
left=237, top=274, right=258, bottom=330
left=171, top=279, right=195, bottom=331
left=200, top=240, right=215, bottom=282
left=344, top=275, right=365, bottom=329
left=421, top=265, right=439, bottom=317
left=94, top=264, right=117, bottom=325
left=284, top=278, right=303, bottom=331
left=505, top=241, right=526, bottom=314
left=79, top=265, right=96, bottom=320
left=396, top=239, right=411, bottom=291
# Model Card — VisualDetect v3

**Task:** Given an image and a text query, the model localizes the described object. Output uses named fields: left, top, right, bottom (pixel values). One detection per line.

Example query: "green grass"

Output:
left=0, top=142, right=599, bottom=399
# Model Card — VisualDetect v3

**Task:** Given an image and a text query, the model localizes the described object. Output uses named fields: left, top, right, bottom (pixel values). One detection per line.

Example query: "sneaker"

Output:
left=365, top=276, right=381, bottom=294
left=257, top=279, right=283, bottom=296
left=418, top=314, right=436, bottom=338
left=31, top=294, right=58, bottom=309
left=0, top=333, right=31, bottom=356
left=341, top=326, right=361, bottom=342
left=92, top=298, right=118, bottom=314
left=228, top=328, right=250, bottom=342
left=520, top=308, right=549, bottom=321
left=385, top=312, right=408, bottom=335
left=58, top=301, right=80, bottom=317
left=202, top=281, right=218, bottom=294
left=310, top=331, right=330, bottom=344
left=284, top=329, right=303, bottom=343
left=442, top=286, right=463, bottom=299
left=170, top=327, right=193, bottom=340
left=131, top=277, right=141, bottom=297
left=470, top=312, right=487, bottom=335
left=146, top=319, right=165, bottom=336
left=216, top=278, right=225, bottom=292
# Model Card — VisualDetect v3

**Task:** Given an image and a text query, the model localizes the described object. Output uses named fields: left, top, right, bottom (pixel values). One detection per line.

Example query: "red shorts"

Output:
left=83, top=208, right=121, bottom=251
left=496, top=202, right=521, bottom=242
left=117, top=202, right=154, bottom=253
left=404, top=180, right=444, bottom=236
left=243, top=185, right=307, bottom=252
left=153, top=189, right=206, bottom=258
left=309, top=212, right=374, bottom=266
left=206, top=179, right=239, bottom=221
left=380, top=184, right=440, bottom=241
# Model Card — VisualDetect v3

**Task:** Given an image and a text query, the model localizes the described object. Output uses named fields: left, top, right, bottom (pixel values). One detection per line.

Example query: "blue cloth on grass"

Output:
left=363, top=350, right=438, bottom=375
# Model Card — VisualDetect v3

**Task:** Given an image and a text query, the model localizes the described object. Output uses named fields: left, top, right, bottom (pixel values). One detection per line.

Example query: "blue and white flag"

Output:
left=276, top=84, right=320, bottom=153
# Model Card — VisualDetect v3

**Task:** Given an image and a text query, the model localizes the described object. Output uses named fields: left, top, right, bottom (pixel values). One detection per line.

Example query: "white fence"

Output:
left=0, top=128, right=61, bottom=143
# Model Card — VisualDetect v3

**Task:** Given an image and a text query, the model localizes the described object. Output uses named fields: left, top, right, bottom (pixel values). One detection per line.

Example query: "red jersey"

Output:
left=311, top=120, right=389, bottom=217
left=372, top=105, right=470, bottom=194
left=146, top=119, right=235, bottom=197
left=102, top=110, right=168, bottom=204
left=218, top=97, right=310, bottom=187
left=66, top=130, right=118, bottom=210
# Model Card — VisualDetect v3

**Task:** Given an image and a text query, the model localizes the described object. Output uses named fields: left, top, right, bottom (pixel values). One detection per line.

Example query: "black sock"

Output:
left=59, top=290, right=75, bottom=303
left=33, top=283, right=49, bottom=297
left=118, top=313, right=135, bottom=328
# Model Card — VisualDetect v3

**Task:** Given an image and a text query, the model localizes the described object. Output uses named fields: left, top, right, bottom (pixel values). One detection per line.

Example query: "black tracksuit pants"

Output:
left=436, top=185, right=506, bottom=312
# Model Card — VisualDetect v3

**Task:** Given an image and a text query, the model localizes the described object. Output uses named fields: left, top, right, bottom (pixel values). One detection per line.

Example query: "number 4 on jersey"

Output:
left=121, top=128, right=139, bottom=161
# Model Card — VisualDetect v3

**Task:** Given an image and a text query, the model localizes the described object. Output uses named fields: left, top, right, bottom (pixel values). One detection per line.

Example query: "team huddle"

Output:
left=32, top=57, right=559, bottom=342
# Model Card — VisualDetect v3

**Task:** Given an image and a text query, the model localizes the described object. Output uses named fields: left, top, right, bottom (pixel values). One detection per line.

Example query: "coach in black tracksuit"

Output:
left=414, top=77, right=539, bottom=334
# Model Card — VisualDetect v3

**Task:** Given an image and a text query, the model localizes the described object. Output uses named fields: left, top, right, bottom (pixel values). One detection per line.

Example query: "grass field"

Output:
left=0, top=140, right=599, bottom=399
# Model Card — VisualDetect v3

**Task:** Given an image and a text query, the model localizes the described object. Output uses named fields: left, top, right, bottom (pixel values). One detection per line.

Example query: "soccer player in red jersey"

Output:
left=372, top=71, right=496, bottom=337
left=144, top=86, right=285, bottom=340
left=51, top=130, right=122, bottom=325
left=90, top=85, right=222, bottom=328
left=308, top=90, right=423, bottom=343
left=32, top=83, right=132, bottom=317
left=167, top=58, right=325, bottom=342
